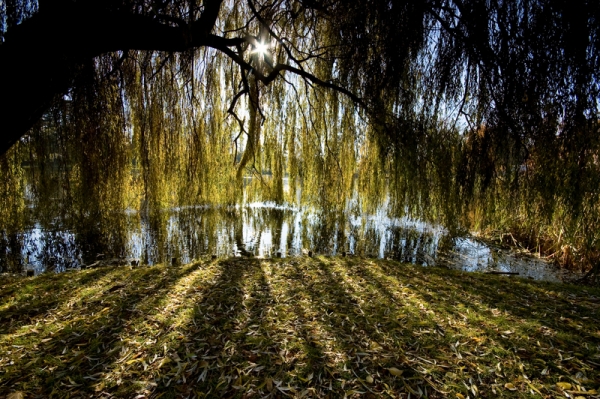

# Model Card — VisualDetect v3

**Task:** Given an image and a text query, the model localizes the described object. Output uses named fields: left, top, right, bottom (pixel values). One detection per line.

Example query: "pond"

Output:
left=0, top=202, right=576, bottom=283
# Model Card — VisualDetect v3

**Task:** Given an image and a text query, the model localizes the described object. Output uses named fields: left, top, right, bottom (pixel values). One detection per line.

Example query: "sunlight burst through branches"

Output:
left=252, top=41, right=269, bottom=56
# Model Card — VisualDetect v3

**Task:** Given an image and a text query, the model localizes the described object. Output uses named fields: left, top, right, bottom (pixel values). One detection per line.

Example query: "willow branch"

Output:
left=206, top=36, right=363, bottom=106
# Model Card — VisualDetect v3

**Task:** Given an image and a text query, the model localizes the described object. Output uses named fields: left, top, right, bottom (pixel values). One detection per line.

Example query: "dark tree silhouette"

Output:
left=2, top=0, right=597, bottom=155
left=1, top=0, right=600, bottom=273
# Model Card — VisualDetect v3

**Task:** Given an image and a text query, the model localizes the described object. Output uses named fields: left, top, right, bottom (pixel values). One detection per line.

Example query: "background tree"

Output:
left=1, top=0, right=600, bottom=273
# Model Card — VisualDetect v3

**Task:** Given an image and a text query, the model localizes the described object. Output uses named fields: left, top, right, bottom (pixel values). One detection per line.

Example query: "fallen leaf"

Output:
left=266, top=377, right=273, bottom=392
left=446, top=372, right=458, bottom=380
left=504, top=382, right=517, bottom=391
left=556, top=382, right=572, bottom=390
left=388, top=367, right=404, bottom=377
left=7, top=393, right=25, bottom=399
left=365, top=375, right=374, bottom=384
left=526, top=381, right=543, bottom=396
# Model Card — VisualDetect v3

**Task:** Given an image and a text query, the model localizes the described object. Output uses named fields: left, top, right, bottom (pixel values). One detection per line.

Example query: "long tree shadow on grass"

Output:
left=350, top=258, right=600, bottom=396
left=2, top=257, right=599, bottom=398
left=0, top=267, right=121, bottom=332
left=0, top=262, right=210, bottom=397
left=148, top=257, right=263, bottom=398
left=321, top=258, right=459, bottom=395
left=374, top=258, right=600, bottom=350
left=150, top=258, right=331, bottom=398
left=212, top=258, right=451, bottom=396
left=274, top=261, right=330, bottom=376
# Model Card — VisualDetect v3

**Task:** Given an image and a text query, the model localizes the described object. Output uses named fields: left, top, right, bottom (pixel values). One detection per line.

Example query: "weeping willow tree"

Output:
left=1, top=0, right=600, bottom=274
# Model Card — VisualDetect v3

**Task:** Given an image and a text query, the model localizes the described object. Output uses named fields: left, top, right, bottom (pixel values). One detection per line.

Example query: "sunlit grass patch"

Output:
left=1, top=257, right=599, bottom=398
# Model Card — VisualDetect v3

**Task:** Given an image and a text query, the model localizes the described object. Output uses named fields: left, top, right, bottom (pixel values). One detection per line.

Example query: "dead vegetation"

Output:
left=1, top=257, right=599, bottom=398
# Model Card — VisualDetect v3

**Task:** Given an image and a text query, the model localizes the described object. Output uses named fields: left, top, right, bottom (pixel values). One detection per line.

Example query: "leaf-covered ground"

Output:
left=1, top=257, right=599, bottom=398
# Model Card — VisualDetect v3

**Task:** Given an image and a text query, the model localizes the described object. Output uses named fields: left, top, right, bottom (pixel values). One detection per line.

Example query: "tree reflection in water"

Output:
left=0, top=203, right=569, bottom=282
left=0, top=205, right=442, bottom=272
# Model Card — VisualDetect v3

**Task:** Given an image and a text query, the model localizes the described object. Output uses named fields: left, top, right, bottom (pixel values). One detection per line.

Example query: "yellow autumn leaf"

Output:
left=446, top=372, right=458, bottom=380
left=526, top=381, right=543, bottom=396
left=456, top=393, right=465, bottom=399
left=126, top=357, right=141, bottom=365
left=556, top=382, right=572, bottom=390
left=266, top=377, right=273, bottom=392
left=504, top=382, right=517, bottom=391
left=388, top=367, right=404, bottom=377
left=94, top=381, right=105, bottom=392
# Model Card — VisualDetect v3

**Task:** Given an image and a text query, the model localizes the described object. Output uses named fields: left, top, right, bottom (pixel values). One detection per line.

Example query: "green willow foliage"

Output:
left=1, top=0, right=599, bottom=269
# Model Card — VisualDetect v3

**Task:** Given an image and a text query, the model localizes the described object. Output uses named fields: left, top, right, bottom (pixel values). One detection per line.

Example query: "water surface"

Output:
left=0, top=203, right=573, bottom=282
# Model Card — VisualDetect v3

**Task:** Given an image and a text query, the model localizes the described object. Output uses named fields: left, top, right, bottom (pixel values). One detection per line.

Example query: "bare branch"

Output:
left=206, top=34, right=363, bottom=106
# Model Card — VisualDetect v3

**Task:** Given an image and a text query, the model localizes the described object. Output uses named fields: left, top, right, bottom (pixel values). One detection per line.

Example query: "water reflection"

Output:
left=441, top=238, right=578, bottom=282
left=0, top=203, right=571, bottom=282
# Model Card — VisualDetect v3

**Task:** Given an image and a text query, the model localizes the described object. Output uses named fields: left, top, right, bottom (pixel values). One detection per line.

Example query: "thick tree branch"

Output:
left=0, top=2, right=224, bottom=156
left=0, top=0, right=362, bottom=156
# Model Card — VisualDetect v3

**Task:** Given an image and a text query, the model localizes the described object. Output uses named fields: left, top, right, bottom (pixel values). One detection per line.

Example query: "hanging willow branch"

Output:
left=1, top=0, right=600, bottom=273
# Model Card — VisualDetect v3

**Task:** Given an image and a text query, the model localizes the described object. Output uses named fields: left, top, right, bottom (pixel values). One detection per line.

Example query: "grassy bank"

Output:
left=476, top=224, right=599, bottom=278
left=1, top=257, right=599, bottom=398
